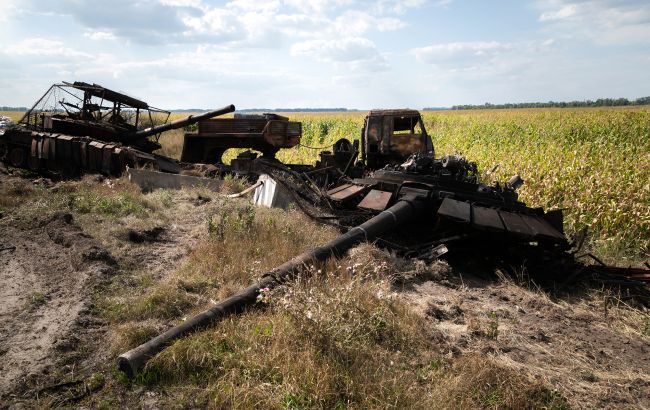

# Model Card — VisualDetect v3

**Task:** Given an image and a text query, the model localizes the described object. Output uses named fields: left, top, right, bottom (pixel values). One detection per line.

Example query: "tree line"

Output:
left=443, top=96, right=650, bottom=110
left=0, top=106, right=28, bottom=111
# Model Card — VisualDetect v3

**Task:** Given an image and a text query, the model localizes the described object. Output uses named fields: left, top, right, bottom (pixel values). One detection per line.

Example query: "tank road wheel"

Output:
left=9, top=147, right=27, bottom=168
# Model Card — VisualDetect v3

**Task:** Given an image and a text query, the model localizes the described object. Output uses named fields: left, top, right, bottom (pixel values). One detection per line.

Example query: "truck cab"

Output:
left=361, top=109, right=433, bottom=169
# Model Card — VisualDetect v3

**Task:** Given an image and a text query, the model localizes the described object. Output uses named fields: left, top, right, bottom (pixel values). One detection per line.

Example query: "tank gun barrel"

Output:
left=117, top=193, right=426, bottom=377
left=129, top=104, right=235, bottom=139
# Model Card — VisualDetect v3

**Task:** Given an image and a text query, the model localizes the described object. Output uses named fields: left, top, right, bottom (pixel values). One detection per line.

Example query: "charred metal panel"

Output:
left=543, top=209, right=565, bottom=233
left=327, top=184, right=368, bottom=201
left=58, top=136, right=73, bottom=164
left=183, top=116, right=300, bottom=164
left=498, top=211, right=535, bottom=237
left=79, top=141, right=87, bottom=167
left=88, top=141, right=104, bottom=171
left=521, top=215, right=566, bottom=241
left=358, top=189, right=393, bottom=211
left=30, top=138, right=39, bottom=159
left=471, top=205, right=505, bottom=231
left=437, top=198, right=471, bottom=223
left=103, top=144, right=115, bottom=174
left=42, top=137, right=50, bottom=160
left=199, top=119, right=268, bottom=134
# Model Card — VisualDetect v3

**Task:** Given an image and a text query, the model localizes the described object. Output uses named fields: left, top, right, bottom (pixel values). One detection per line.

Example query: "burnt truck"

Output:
left=361, top=109, right=434, bottom=169
left=0, top=81, right=234, bottom=175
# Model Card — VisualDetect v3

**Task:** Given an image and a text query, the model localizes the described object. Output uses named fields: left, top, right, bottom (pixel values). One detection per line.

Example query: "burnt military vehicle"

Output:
left=180, top=113, right=302, bottom=164
left=0, top=81, right=234, bottom=174
left=321, top=109, right=567, bottom=251
left=360, top=109, right=434, bottom=169
left=118, top=108, right=573, bottom=377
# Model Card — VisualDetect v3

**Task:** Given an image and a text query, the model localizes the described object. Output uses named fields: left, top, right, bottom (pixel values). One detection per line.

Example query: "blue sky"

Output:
left=1, top=0, right=649, bottom=109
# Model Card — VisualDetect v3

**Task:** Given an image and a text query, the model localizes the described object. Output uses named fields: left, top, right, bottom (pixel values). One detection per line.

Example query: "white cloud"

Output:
left=226, top=0, right=281, bottom=13
left=158, top=0, right=203, bottom=7
left=292, top=37, right=377, bottom=62
left=539, top=4, right=577, bottom=21
left=333, top=10, right=405, bottom=36
left=0, top=0, right=19, bottom=22
left=412, top=41, right=513, bottom=67
left=282, top=0, right=353, bottom=13
left=535, top=0, right=650, bottom=44
left=410, top=39, right=562, bottom=90
left=181, top=8, right=242, bottom=37
left=84, top=31, right=117, bottom=41
left=376, top=0, right=428, bottom=14
left=4, top=38, right=92, bottom=59
left=280, top=8, right=405, bottom=72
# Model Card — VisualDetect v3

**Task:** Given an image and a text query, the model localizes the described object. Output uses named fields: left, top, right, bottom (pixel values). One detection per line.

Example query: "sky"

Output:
left=0, top=0, right=649, bottom=109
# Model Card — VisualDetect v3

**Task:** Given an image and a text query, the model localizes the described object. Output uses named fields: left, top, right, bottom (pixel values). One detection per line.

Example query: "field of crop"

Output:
left=160, top=107, right=650, bottom=261
left=0, top=111, right=25, bottom=122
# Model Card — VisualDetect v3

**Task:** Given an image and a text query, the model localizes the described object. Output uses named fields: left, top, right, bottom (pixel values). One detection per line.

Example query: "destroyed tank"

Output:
left=118, top=108, right=571, bottom=377
left=326, top=109, right=566, bottom=250
left=0, top=81, right=235, bottom=175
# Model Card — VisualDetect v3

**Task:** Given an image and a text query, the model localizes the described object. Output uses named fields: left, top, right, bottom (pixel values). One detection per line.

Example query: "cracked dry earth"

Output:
left=399, top=270, right=650, bottom=409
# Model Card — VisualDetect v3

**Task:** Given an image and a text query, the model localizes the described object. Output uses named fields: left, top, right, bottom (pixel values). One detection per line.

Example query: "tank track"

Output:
left=0, top=129, right=167, bottom=176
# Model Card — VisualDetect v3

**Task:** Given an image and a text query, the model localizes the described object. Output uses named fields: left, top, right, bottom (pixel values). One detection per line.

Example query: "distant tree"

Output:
left=448, top=96, right=649, bottom=110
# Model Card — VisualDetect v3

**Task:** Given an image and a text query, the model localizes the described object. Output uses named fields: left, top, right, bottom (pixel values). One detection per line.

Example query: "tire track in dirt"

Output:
left=0, top=213, right=116, bottom=396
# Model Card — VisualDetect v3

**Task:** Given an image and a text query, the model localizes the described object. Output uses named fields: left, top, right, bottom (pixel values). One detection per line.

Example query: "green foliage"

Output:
left=26, top=291, right=46, bottom=309
left=207, top=205, right=256, bottom=241
left=68, top=191, right=148, bottom=217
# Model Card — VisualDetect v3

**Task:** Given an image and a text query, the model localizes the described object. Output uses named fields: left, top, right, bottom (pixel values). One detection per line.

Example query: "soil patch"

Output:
left=0, top=212, right=116, bottom=398
left=398, top=267, right=650, bottom=409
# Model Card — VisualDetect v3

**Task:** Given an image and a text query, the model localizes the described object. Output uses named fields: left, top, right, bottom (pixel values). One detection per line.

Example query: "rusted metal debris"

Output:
left=576, top=253, right=650, bottom=283
left=0, top=81, right=234, bottom=175
left=117, top=108, right=576, bottom=376
left=181, top=113, right=301, bottom=164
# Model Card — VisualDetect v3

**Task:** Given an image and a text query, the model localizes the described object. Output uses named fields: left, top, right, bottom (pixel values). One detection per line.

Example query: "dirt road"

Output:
left=0, top=212, right=115, bottom=395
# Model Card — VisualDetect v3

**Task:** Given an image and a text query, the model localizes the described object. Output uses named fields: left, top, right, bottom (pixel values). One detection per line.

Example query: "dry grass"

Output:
left=85, top=193, right=570, bottom=409
left=156, top=128, right=185, bottom=160
left=107, top=268, right=567, bottom=409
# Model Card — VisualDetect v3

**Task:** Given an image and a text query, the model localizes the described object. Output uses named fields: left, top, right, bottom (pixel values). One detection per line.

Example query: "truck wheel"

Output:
left=9, top=147, right=27, bottom=167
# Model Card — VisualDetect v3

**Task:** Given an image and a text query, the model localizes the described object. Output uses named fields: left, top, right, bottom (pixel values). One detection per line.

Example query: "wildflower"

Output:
left=256, top=287, right=271, bottom=303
